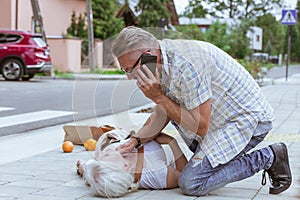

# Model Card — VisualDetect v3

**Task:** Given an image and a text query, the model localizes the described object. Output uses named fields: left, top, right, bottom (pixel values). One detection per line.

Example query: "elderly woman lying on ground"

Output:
left=76, top=129, right=187, bottom=198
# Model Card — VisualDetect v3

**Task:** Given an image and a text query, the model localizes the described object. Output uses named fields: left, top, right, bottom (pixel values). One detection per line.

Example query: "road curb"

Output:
left=0, top=102, right=155, bottom=165
left=34, top=74, right=127, bottom=81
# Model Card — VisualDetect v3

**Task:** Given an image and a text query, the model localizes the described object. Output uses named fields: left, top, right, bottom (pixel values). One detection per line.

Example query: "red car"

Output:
left=0, top=30, right=53, bottom=81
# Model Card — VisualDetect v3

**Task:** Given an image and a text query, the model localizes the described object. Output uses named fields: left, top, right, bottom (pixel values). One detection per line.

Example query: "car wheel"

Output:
left=22, top=74, right=35, bottom=81
left=1, top=59, right=24, bottom=81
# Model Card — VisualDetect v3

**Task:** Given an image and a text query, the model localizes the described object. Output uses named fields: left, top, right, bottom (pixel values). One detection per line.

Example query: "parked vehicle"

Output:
left=0, top=30, right=53, bottom=81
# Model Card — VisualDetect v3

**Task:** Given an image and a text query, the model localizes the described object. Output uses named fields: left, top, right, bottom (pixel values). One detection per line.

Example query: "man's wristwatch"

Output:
left=131, top=136, right=142, bottom=148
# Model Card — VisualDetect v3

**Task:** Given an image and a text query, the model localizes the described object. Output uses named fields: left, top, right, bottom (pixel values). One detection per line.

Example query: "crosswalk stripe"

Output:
left=0, top=107, right=15, bottom=112
left=0, top=110, right=75, bottom=128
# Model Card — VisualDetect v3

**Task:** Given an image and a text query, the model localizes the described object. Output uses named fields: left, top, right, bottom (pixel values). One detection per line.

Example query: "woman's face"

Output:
left=97, top=148, right=128, bottom=171
left=99, top=149, right=124, bottom=162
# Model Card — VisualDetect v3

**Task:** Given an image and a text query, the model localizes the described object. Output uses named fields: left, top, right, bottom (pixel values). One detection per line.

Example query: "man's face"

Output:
left=118, top=50, right=145, bottom=80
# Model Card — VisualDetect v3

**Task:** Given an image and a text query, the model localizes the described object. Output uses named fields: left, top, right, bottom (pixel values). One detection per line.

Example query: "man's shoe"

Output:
left=261, top=143, right=292, bottom=194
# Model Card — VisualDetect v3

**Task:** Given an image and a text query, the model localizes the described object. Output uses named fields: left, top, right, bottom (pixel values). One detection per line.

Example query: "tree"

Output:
left=92, top=0, right=124, bottom=40
left=265, top=39, right=273, bottom=55
left=203, top=21, right=231, bottom=53
left=173, top=24, right=204, bottom=40
left=67, top=11, right=87, bottom=39
left=227, top=19, right=253, bottom=59
left=290, top=0, right=300, bottom=62
left=77, top=13, right=87, bottom=39
left=67, top=11, right=77, bottom=37
left=282, top=2, right=300, bottom=62
left=200, top=20, right=252, bottom=59
left=66, top=11, right=88, bottom=62
left=255, top=13, right=285, bottom=55
left=135, top=0, right=170, bottom=27
left=182, top=0, right=207, bottom=18
left=288, top=26, right=300, bottom=62
left=202, top=0, right=281, bottom=19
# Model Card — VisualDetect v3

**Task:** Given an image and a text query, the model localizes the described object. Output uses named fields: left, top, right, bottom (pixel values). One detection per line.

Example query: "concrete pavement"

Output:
left=0, top=72, right=299, bottom=199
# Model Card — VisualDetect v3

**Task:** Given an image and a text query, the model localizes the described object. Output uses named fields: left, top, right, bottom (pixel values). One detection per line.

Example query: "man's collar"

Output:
left=158, top=40, right=169, bottom=76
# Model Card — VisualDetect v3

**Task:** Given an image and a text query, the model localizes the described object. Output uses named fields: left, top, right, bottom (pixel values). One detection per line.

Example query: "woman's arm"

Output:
left=168, top=138, right=187, bottom=172
left=166, top=166, right=180, bottom=188
left=154, top=133, right=188, bottom=188
left=154, top=133, right=187, bottom=172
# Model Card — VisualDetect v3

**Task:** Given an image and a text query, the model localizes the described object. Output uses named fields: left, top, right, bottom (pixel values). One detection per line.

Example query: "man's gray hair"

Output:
left=112, top=26, right=158, bottom=57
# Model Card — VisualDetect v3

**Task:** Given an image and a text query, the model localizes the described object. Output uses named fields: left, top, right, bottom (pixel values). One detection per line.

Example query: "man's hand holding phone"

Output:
left=136, top=52, right=162, bottom=102
left=140, top=54, right=157, bottom=77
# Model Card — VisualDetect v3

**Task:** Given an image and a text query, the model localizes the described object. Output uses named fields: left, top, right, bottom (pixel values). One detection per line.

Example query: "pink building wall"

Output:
left=34, top=0, right=86, bottom=36
left=0, top=0, right=16, bottom=29
left=48, top=38, right=82, bottom=72
left=1, top=0, right=86, bottom=35
left=0, top=0, right=103, bottom=72
left=17, top=0, right=32, bottom=32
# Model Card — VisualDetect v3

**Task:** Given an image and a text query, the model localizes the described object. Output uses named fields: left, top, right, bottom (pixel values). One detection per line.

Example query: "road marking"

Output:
left=0, top=110, right=75, bottom=128
left=0, top=107, right=15, bottom=112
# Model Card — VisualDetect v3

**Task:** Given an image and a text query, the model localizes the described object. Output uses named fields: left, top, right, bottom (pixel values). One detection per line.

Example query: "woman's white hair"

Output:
left=112, top=26, right=159, bottom=57
left=83, top=159, right=138, bottom=198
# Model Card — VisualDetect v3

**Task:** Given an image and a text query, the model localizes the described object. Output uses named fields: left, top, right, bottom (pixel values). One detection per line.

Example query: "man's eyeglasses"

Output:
left=121, top=50, right=150, bottom=74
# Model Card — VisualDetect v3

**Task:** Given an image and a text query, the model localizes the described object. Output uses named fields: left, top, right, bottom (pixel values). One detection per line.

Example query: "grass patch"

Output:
left=100, top=70, right=125, bottom=75
left=83, top=69, right=125, bottom=75
left=35, top=71, right=74, bottom=78
left=35, top=72, right=46, bottom=77
left=35, top=69, right=125, bottom=78
left=55, top=72, right=75, bottom=79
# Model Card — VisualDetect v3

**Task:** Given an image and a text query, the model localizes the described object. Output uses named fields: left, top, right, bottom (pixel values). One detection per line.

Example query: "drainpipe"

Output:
left=87, top=0, right=95, bottom=72
left=15, top=0, right=18, bottom=30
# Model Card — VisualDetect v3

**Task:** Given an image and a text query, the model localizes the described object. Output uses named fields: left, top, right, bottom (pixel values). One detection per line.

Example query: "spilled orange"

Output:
left=62, top=141, right=74, bottom=153
left=84, top=138, right=97, bottom=151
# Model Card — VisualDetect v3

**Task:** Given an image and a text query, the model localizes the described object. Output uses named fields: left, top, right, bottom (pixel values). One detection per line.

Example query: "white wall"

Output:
left=247, top=26, right=263, bottom=51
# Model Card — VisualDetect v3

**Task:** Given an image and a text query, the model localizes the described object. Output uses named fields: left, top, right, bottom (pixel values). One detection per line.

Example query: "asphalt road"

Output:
left=0, top=78, right=151, bottom=136
left=0, top=64, right=299, bottom=137
left=265, top=64, right=300, bottom=79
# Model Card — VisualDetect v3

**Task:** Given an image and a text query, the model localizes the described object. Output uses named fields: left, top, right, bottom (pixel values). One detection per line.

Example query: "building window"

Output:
left=256, top=35, right=260, bottom=42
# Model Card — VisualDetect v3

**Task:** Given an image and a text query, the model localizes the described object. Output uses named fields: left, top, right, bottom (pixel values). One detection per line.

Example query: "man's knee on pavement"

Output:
left=178, top=171, right=208, bottom=196
left=178, top=172, right=194, bottom=195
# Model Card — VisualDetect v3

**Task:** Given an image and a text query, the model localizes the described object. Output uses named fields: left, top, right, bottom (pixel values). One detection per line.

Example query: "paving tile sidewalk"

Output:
left=0, top=74, right=300, bottom=200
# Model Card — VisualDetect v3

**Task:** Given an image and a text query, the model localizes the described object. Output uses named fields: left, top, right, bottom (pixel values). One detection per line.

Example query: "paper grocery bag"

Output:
left=63, top=125, right=115, bottom=145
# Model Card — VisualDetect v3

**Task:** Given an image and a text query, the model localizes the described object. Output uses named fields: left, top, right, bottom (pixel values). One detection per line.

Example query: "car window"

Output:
left=0, top=34, right=6, bottom=43
left=32, top=37, right=47, bottom=47
left=6, top=34, right=22, bottom=43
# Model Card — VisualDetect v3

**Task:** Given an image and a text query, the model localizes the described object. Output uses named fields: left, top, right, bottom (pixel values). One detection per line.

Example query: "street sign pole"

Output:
left=281, top=9, right=297, bottom=81
left=286, top=25, right=291, bottom=81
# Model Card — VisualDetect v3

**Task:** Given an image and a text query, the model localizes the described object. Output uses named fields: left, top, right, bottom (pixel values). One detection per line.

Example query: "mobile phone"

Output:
left=140, top=54, right=157, bottom=77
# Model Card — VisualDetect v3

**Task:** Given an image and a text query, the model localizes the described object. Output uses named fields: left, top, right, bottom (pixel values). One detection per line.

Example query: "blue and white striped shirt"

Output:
left=159, top=39, right=274, bottom=168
